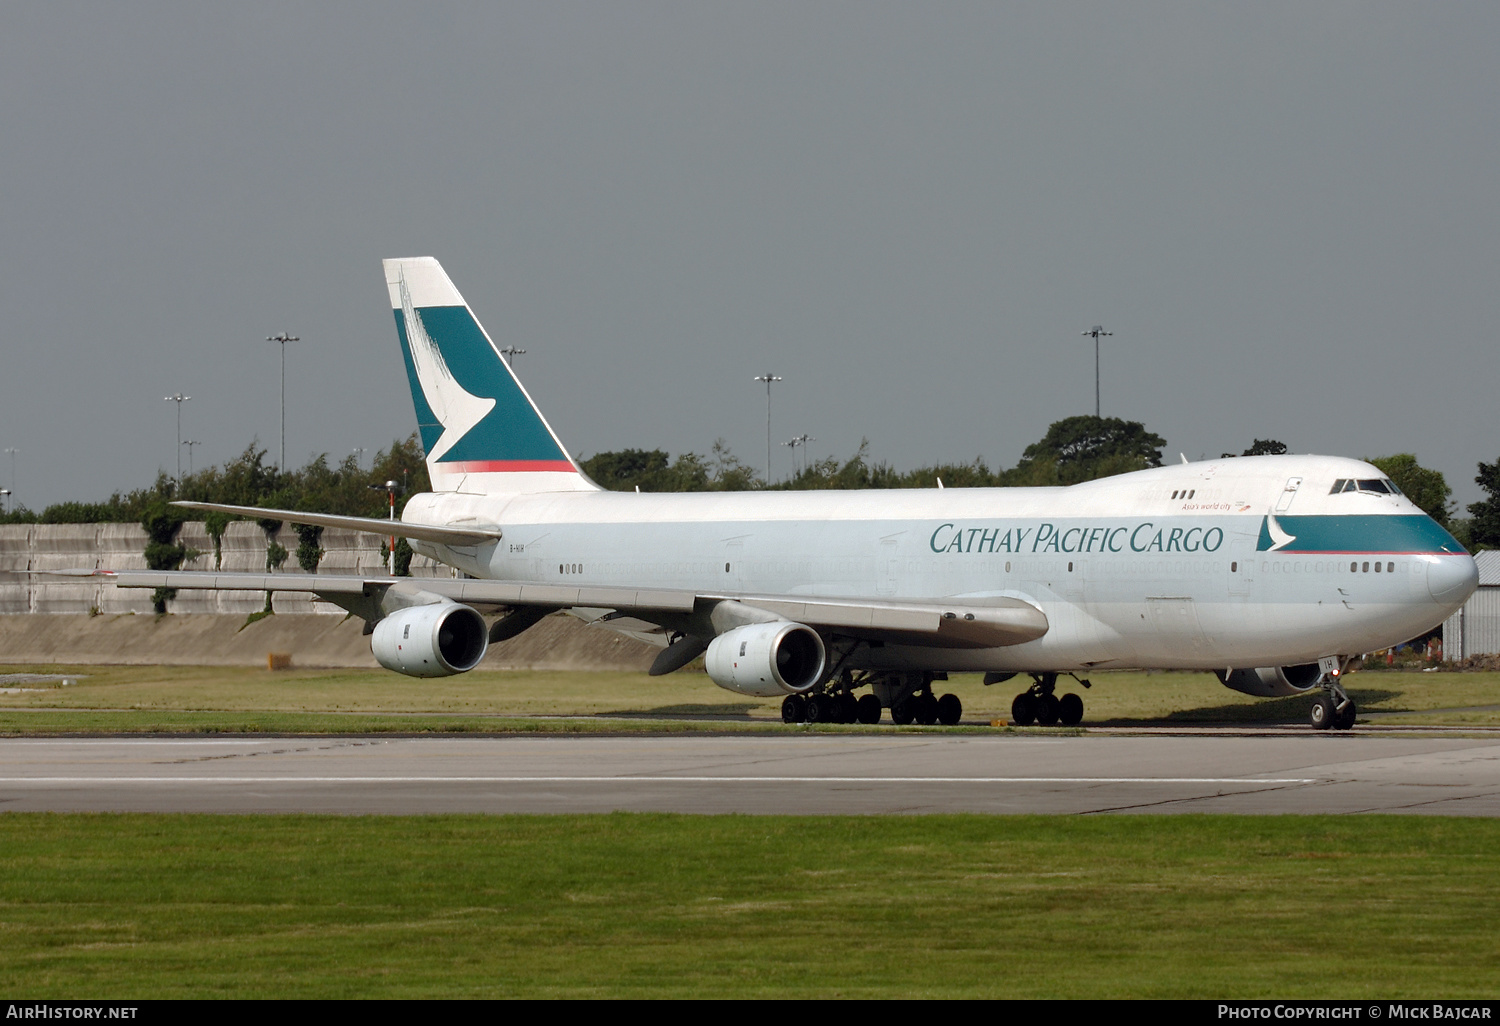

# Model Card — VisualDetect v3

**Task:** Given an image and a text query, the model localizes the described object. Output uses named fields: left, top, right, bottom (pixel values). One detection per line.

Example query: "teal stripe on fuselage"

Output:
left=1256, top=514, right=1463, bottom=554
left=392, top=307, right=567, bottom=464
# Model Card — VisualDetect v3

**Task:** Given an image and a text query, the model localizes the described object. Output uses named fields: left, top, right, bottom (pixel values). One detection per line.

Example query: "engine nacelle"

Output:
left=371, top=602, right=488, bottom=678
left=704, top=621, right=826, bottom=698
left=1216, top=663, right=1323, bottom=698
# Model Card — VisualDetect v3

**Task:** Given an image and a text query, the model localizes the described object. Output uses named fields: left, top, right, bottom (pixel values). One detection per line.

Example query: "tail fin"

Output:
left=382, top=257, right=596, bottom=494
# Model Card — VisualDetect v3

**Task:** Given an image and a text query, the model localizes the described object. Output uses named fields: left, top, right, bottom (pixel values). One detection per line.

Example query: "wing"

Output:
left=84, top=570, right=1048, bottom=649
left=169, top=501, right=502, bottom=546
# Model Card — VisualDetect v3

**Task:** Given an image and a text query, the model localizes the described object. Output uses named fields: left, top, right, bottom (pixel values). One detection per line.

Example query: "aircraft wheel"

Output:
left=1058, top=693, right=1084, bottom=726
left=838, top=692, right=859, bottom=724
left=915, top=693, right=939, bottom=725
left=1011, top=693, right=1036, bottom=726
left=1034, top=693, right=1060, bottom=726
left=781, top=695, right=806, bottom=724
left=891, top=700, right=915, bottom=726
left=856, top=694, right=883, bottom=724
left=936, top=693, right=962, bottom=726
left=1334, top=699, right=1357, bottom=730
left=806, top=693, right=833, bottom=723
left=1309, top=694, right=1336, bottom=730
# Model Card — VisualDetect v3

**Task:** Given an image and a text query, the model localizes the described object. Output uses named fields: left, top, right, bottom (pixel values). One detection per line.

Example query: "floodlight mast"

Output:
left=182, top=439, right=202, bottom=476
left=1081, top=326, right=1112, bottom=418
left=753, top=374, right=783, bottom=484
left=2, top=448, right=16, bottom=505
left=266, top=333, right=301, bottom=471
left=499, top=346, right=526, bottom=368
left=163, top=394, right=190, bottom=485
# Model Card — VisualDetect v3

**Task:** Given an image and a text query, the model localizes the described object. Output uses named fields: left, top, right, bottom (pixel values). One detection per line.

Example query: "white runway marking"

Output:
left=0, top=775, right=1319, bottom=784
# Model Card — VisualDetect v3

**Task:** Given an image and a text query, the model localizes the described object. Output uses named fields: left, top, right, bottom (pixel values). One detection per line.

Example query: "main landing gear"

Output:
left=1309, top=674, right=1357, bottom=731
left=781, top=672, right=963, bottom=726
left=1007, top=672, right=1088, bottom=727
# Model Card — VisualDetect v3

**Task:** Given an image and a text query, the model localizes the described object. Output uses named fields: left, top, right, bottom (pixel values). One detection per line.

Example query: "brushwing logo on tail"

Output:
left=398, top=276, right=495, bottom=464
left=390, top=268, right=574, bottom=473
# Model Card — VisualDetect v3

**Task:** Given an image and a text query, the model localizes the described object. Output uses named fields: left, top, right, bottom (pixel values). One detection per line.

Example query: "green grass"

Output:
left=1, top=664, right=1497, bottom=734
left=1, top=813, right=1496, bottom=998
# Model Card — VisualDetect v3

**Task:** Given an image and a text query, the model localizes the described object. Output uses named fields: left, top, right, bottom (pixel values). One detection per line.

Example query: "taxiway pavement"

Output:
left=3, top=731, right=1499, bottom=815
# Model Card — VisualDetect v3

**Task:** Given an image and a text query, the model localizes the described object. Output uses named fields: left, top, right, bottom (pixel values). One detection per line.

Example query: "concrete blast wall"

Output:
left=1, top=522, right=461, bottom=616
left=0, top=522, right=656, bottom=670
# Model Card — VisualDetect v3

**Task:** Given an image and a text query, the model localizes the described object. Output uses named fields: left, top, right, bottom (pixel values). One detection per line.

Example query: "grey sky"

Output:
left=2, top=3, right=1496, bottom=511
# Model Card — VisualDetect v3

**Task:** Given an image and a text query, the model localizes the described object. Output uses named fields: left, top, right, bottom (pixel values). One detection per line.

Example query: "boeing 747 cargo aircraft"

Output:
left=94, top=257, right=1478, bottom=730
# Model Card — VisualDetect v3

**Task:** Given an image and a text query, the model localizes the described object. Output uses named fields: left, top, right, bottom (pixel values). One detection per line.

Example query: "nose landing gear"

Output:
left=1308, top=656, right=1358, bottom=731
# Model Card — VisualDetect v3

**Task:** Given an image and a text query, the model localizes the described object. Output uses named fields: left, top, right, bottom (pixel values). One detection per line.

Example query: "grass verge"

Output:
left=2, top=813, right=1496, bottom=999
left=0, top=665, right=1496, bottom=734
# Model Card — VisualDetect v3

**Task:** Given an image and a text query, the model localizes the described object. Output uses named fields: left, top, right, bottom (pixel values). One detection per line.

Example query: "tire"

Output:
left=915, top=694, right=939, bottom=726
left=781, top=695, right=806, bottom=724
left=891, top=700, right=915, bottom=726
left=1034, top=693, right=1060, bottom=726
left=1011, top=693, right=1036, bottom=726
left=1310, top=694, right=1336, bottom=730
left=806, top=693, right=831, bottom=724
left=1334, top=699, right=1357, bottom=730
left=1058, top=692, right=1084, bottom=726
left=856, top=694, right=883, bottom=724
left=839, top=692, right=859, bottom=724
left=936, top=693, right=962, bottom=726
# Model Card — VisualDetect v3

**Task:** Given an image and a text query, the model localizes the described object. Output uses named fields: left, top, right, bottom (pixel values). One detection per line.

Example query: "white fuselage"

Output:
left=403, top=455, right=1477, bottom=672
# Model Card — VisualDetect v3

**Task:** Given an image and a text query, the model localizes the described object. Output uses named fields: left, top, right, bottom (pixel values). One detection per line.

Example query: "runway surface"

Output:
left=3, top=731, right=1500, bottom=814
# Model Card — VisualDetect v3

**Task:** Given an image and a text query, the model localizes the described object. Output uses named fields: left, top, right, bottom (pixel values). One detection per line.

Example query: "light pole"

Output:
left=1081, top=326, right=1111, bottom=418
left=753, top=373, right=782, bottom=485
left=796, top=434, right=815, bottom=474
left=782, top=436, right=803, bottom=477
left=368, top=479, right=402, bottom=568
left=499, top=346, right=526, bottom=368
left=0, top=489, right=9, bottom=515
left=164, top=395, right=190, bottom=484
left=266, top=333, right=301, bottom=471
left=351, top=447, right=367, bottom=468
left=181, top=439, right=202, bottom=476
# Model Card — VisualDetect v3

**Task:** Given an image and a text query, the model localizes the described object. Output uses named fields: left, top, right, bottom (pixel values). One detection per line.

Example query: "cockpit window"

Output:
left=1332, top=478, right=1402, bottom=496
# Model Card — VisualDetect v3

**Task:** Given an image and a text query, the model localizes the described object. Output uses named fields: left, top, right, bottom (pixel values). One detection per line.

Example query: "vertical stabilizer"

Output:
left=382, top=257, right=596, bottom=494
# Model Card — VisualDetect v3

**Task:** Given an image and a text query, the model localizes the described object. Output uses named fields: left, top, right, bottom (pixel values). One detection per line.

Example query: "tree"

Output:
left=1369, top=454, right=1453, bottom=527
left=1222, top=439, right=1287, bottom=458
left=1011, top=416, right=1165, bottom=486
left=1468, top=459, right=1500, bottom=549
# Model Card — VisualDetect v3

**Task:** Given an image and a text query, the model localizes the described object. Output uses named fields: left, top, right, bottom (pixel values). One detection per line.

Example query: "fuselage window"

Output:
left=1188, top=490, right=1195, bottom=499
left=1171, top=491, right=1179, bottom=499
left=1231, top=561, right=1237, bottom=572
left=1388, top=561, right=1395, bottom=573
left=1362, top=561, right=1370, bottom=572
left=1351, top=561, right=1358, bottom=572
left=1375, top=561, right=1382, bottom=572
left=1005, top=562, right=1011, bottom=573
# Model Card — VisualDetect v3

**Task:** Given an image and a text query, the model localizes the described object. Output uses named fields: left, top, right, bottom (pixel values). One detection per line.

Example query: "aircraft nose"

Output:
left=1427, top=554, right=1479, bottom=607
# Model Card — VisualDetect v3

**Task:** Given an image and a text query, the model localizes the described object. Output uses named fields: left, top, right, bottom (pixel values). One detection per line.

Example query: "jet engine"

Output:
left=704, top=621, right=826, bottom=698
left=1216, top=664, right=1323, bottom=698
left=370, top=602, right=488, bottom=678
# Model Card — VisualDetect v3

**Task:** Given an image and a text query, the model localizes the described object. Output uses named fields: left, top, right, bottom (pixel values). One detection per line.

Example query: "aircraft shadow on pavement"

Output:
left=601, top=703, right=768, bottom=719
left=1122, top=687, right=1404, bottom=725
